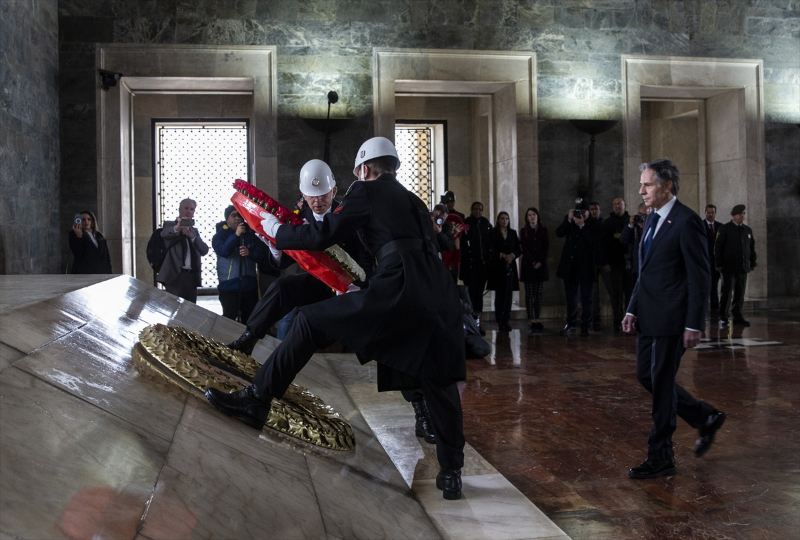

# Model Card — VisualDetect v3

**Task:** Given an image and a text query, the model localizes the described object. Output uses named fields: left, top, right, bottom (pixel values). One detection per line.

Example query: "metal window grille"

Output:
left=395, top=127, right=433, bottom=208
left=156, top=123, right=248, bottom=289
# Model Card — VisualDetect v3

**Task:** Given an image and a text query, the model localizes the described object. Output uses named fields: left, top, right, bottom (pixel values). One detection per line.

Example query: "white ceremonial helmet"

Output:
left=299, top=159, right=336, bottom=197
left=352, top=136, right=401, bottom=178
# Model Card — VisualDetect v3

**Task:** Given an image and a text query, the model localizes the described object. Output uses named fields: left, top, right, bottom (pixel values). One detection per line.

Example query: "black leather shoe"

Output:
left=205, top=385, right=272, bottom=430
left=436, top=468, right=462, bottom=500
left=560, top=325, right=577, bottom=336
left=411, top=399, right=435, bottom=444
left=695, top=411, right=726, bottom=457
left=732, top=318, right=751, bottom=327
left=628, top=459, right=676, bottom=479
left=227, top=329, right=259, bottom=356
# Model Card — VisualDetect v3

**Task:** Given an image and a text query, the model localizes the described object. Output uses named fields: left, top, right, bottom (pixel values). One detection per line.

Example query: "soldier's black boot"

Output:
left=436, top=468, right=462, bottom=500
left=411, top=398, right=436, bottom=444
left=205, top=385, right=272, bottom=430
left=227, top=328, right=258, bottom=356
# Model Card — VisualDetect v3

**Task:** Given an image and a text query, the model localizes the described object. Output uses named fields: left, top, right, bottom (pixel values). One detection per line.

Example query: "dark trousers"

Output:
left=219, top=289, right=259, bottom=324
left=709, top=268, right=721, bottom=309
left=255, top=311, right=465, bottom=471
left=593, top=268, right=611, bottom=326
left=464, top=275, right=488, bottom=315
left=720, top=272, right=747, bottom=320
left=636, top=334, right=715, bottom=461
left=165, top=270, right=198, bottom=303
left=564, top=280, right=593, bottom=329
left=607, top=265, right=634, bottom=326
left=494, top=275, right=514, bottom=323
left=246, top=273, right=332, bottom=338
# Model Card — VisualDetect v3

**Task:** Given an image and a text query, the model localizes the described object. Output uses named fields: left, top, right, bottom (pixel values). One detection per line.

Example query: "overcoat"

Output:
left=487, top=228, right=520, bottom=291
left=714, top=221, right=757, bottom=275
left=459, top=215, right=494, bottom=282
left=519, top=224, right=549, bottom=283
left=157, top=221, right=209, bottom=287
left=274, top=174, right=466, bottom=383
left=69, top=230, right=112, bottom=274
left=555, top=216, right=599, bottom=283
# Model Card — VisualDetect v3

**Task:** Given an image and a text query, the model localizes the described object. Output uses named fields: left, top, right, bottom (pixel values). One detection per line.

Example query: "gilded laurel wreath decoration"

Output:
left=134, top=324, right=355, bottom=451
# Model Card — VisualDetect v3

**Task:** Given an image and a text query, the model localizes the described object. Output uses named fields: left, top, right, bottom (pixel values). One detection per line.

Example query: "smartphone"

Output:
left=179, top=218, right=194, bottom=227
left=74, top=214, right=82, bottom=225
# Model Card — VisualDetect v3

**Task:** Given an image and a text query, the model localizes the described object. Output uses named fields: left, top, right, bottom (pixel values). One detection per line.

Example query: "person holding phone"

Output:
left=157, top=198, right=209, bottom=303
left=69, top=210, right=112, bottom=274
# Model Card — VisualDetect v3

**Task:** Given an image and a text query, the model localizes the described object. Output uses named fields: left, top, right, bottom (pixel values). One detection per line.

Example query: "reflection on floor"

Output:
left=465, top=315, right=800, bottom=540
left=0, top=276, right=567, bottom=540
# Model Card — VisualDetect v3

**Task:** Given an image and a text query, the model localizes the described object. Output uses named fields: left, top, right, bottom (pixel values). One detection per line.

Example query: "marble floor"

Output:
left=464, top=312, right=800, bottom=540
left=0, top=276, right=567, bottom=540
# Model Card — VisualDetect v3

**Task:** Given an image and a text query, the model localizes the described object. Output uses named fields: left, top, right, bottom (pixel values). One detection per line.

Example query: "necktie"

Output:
left=643, top=213, right=661, bottom=259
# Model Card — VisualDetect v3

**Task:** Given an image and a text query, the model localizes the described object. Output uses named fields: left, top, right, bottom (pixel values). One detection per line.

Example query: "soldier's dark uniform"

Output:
left=240, top=203, right=373, bottom=344
left=254, top=173, right=467, bottom=471
left=714, top=220, right=757, bottom=323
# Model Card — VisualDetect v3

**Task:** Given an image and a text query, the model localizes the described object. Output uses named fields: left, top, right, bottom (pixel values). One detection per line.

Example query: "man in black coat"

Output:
left=556, top=201, right=599, bottom=336
left=599, top=198, right=633, bottom=332
left=207, top=138, right=467, bottom=500
left=715, top=204, right=757, bottom=327
left=622, top=158, right=725, bottom=479
left=620, top=202, right=647, bottom=279
left=460, top=201, right=495, bottom=334
left=704, top=204, right=724, bottom=312
left=226, top=159, right=373, bottom=355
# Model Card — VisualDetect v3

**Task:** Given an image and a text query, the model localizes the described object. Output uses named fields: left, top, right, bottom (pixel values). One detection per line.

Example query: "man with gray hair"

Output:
left=622, top=158, right=725, bottom=479
left=157, top=198, right=209, bottom=303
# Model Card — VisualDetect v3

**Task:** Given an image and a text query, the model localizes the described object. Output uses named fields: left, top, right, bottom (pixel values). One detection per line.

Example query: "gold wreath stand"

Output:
left=134, top=324, right=355, bottom=451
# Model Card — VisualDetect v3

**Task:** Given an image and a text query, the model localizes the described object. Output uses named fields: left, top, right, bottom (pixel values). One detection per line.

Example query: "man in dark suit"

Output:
left=704, top=204, right=723, bottom=312
left=715, top=204, right=757, bottom=327
left=622, top=158, right=726, bottom=479
left=206, top=137, right=467, bottom=500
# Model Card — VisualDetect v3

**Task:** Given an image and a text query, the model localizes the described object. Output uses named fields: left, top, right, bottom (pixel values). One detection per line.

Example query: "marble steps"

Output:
left=0, top=275, right=569, bottom=540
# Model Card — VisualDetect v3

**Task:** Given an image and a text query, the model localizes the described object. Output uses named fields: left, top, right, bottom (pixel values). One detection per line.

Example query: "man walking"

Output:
left=715, top=204, right=757, bottom=327
left=623, top=158, right=725, bottom=479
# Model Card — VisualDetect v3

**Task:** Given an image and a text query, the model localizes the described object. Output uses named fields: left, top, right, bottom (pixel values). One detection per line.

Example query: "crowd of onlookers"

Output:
left=70, top=189, right=755, bottom=335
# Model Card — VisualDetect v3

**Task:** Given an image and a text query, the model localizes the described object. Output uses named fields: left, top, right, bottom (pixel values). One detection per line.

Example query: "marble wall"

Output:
left=765, top=122, right=800, bottom=297
left=1, top=0, right=60, bottom=274
left=9, top=0, right=796, bottom=293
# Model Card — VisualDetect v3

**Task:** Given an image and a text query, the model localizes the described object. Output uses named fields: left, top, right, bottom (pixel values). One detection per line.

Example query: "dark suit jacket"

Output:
left=627, top=199, right=710, bottom=336
left=704, top=220, right=723, bottom=262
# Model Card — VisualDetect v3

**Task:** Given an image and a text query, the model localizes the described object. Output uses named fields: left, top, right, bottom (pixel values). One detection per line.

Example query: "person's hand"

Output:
left=568, top=209, right=575, bottom=222
left=239, top=246, right=250, bottom=257
left=235, top=223, right=246, bottom=237
left=181, top=226, right=195, bottom=240
left=72, top=222, right=83, bottom=238
left=505, top=253, right=515, bottom=264
left=715, top=267, right=722, bottom=272
left=533, top=262, right=542, bottom=269
left=268, top=242, right=281, bottom=261
left=602, top=264, right=611, bottom=273
left=573, top=212, right=585, bottom=227
left=629, top=215, right=636, bottom=226
left=622, top=314, right=636, bottom=334
left=259, top=212, right=282, bottom=238
left=452, top=223, right=464, bottom=236
left=683, top=329, right=701, bottom=349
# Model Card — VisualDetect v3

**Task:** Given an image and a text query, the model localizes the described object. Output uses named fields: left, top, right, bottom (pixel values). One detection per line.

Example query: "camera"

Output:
left=435, top=217, right=443, bottom=226
left=179, top=218, right=195, bottom=227
left=633, top=213, right=645, bottom=226
left=573, top=198, right=586, bottom=220
left=73, top=213, right=82, bottom=225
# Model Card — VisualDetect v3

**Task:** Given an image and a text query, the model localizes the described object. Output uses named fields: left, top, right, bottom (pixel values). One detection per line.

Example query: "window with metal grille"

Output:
left=395, top=123, right=446, bottom=209
left=155, top=121, right=249, bottom=289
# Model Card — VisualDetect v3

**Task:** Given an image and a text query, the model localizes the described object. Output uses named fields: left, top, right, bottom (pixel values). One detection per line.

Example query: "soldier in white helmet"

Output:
left=208, top=137, right=468, bottom=500
left=226, top=159, right=373, bottom=355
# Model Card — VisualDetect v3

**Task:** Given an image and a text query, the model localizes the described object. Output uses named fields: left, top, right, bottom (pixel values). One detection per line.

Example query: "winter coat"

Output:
left=69, top=230, right=112, bottom=274
left=212, top=222, right=267, bottom=292
left=519, top=224, right=549, bottom=283
left=488, top=228, right=520, bottom=291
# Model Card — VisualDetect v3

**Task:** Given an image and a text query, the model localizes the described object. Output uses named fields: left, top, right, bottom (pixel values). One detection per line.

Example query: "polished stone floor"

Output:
left=464, top=312, right=800, bottom=540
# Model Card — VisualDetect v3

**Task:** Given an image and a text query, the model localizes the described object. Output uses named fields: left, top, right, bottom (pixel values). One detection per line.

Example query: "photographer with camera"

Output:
left=556, top=199, right=599, bottom=336
left=431, top=204, right=456, bottom=254
left=213, top=206, right=267, bottom=324
left=69, top=210, right=112, bottom=274
left=620, top=203, right=648, bottom=279
left=157, top=198, right=209, bottom=303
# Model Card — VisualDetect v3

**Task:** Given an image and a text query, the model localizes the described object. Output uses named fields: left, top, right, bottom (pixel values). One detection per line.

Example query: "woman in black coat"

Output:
left=488, top=211, right=520, bottom=331
left=519, top=207, right=549, bottom=334
left=69, top=210, right=112, bottom=274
